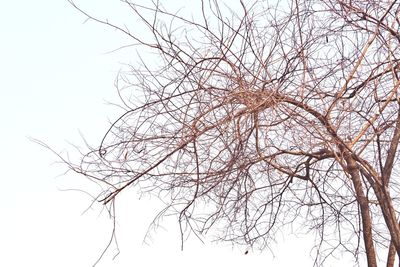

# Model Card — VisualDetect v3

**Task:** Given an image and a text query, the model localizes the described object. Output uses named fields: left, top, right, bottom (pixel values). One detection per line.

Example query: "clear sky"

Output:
left=0, top=1, right=354, bottom=266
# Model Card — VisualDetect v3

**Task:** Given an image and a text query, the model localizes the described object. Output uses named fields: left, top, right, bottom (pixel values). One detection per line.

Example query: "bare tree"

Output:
left=63, top=0, right=400, bottom=266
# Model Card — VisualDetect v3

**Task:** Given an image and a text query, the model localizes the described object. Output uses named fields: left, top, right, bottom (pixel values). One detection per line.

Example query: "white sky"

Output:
left=0, top=1, right=358, bottom=266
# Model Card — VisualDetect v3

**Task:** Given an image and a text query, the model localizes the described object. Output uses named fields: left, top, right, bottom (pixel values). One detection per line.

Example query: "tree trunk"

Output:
left=345, top=153, right=377, bottom=267
left=374, top=187, right=400, bottom=259
left=387, top=240, right=396, bottom=267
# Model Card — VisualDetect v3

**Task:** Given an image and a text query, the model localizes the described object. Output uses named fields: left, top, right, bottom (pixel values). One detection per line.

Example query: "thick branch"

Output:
left=382, top=107, right=400, bottom=186
left=345, top=153, right=377, bottom=267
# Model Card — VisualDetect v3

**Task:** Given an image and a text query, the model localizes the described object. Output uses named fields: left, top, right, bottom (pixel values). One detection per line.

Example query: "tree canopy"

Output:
left=64, top=1, right=400, bottom=266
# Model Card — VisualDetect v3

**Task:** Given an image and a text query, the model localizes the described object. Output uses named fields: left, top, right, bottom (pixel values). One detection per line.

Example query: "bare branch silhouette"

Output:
left=58, top=1, right=400, bottom=266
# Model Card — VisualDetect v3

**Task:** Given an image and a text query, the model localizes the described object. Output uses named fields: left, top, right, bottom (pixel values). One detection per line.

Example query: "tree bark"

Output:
left=345, top=153, right=377, bottom=267
left=387, top=240, right=396, bottom=267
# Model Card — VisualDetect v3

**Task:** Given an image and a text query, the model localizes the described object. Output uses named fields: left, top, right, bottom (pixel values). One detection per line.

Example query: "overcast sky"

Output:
left=0, top=1, right=356, bottom=266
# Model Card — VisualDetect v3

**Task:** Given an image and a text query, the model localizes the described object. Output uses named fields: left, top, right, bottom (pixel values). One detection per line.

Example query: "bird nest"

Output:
left=227, top=89, right=278, bottom=113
